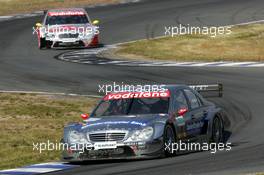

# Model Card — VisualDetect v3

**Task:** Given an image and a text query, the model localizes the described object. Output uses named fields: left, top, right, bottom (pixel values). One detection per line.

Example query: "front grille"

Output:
left=89, top=132, right=126, bottom=142
left=59, top=33, right=79, bottom=39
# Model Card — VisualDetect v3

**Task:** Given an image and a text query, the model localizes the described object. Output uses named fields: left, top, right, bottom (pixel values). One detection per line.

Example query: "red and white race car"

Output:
left=35, top=8, right=99, bottom=49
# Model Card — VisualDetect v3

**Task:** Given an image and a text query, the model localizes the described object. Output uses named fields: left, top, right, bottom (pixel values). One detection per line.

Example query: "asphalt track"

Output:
left=0, top=0, right=264, bottom=174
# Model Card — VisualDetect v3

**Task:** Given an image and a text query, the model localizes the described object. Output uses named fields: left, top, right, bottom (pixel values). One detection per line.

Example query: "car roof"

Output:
left=47, top=8, right=86, bottom=13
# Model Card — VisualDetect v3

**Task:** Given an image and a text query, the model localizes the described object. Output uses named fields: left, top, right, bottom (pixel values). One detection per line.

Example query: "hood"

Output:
left=80, top=114, right=168, bottom=132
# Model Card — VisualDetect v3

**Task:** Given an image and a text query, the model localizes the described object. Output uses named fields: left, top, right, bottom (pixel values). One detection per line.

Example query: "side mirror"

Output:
left=177, top=108, right=188, bottom=116
left=92, top=20, right=99, bottom=25
left=36, top=23, right=42, bottom=28
left=81, top=113, right=89, bottom=120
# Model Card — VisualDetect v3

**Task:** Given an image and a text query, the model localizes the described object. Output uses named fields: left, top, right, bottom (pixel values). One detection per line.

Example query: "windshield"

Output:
left=92, top=97, right=169, bottom=117
left=45, top=15, right=89, bottom=25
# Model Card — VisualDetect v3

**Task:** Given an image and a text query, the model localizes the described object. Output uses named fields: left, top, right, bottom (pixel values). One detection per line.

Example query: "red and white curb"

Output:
left=0, top=162, right=78, bottom=175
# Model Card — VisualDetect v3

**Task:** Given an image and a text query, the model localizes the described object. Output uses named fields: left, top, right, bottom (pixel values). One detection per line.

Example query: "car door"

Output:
left=183, top=89, right=206, bottom=138
left=172, top=89, right=191, bottom=139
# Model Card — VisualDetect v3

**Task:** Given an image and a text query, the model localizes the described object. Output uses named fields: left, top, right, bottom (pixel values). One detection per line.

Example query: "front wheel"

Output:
left=38, top=37, right=46, bottom=49
left=163, top=124, right=176, bottom=157
left=46, top=40, right=53, bottom=49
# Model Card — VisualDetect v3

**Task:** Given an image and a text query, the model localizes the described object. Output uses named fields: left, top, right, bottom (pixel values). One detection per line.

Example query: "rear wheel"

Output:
left=163, top=124, right=176, bottom=157
left=211, top=116, right=224, bottom=144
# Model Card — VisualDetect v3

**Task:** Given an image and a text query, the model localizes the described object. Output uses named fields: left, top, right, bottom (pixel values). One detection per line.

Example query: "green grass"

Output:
left=0, top=93, right=98, bottom=170
left=116, top=24, right=264, bottom=62
left=0, top=0, right=118, bottom=16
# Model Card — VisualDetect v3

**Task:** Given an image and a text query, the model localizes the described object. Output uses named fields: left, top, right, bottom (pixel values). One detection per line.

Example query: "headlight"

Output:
left=68, top=130, right=86, bottom=144
left=127, top=127, right=154, bottom=142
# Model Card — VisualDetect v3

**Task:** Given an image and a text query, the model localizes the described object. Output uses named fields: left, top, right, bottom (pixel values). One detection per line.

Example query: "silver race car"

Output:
left=61, top=84, right=225, bottom=161
left=35, top=8, right=99, bottom=49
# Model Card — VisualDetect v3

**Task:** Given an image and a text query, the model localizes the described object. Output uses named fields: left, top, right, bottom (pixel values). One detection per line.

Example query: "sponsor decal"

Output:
left=48, top=11, right=85, bottom=16
left=176, top=116, right=185, bottom=126
left=130, top=121, right=147, bottom=126
left=189, top=85, right=211, bottom=91
left=104, top=90, right=170, bottom=100
left=94, top=141, right=117, bottom=150
left=81, top=121, right=147, bottom=129
left=187, top=121, right=204, bottom=130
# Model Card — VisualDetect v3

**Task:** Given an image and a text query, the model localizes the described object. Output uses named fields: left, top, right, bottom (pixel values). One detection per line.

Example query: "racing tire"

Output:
left=38, top=37, right=46, bottom=49
left=46, top=41, right=52, bottom=49
left=211, top=116, right=224, bottom=144
left=163, top=124, right=177, bottom=157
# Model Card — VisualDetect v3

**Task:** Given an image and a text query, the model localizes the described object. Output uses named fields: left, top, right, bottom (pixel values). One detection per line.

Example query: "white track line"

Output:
left=216, top=62, right=256, bottom=67
left=248, top=63, right=264, bottom=67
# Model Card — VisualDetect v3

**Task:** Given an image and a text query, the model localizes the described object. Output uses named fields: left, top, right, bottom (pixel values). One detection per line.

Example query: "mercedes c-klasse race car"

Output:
left=35, top=8, right=99, bottom=49
left=61, top=84, right=224, bottom=161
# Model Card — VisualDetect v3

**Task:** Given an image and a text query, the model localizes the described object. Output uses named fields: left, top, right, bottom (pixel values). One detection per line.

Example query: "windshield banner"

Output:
left=104, top=91, right=170, bottom=100
left=48, top=11, right=85, bottom=16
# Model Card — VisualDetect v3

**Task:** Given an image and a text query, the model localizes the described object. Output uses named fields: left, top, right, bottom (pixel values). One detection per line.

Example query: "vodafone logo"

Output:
left=48, top=11, right=85, bottom=16
left=104, top=91, right=170, bottom=100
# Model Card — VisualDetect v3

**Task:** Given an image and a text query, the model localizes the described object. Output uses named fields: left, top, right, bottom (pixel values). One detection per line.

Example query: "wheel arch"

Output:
left=152, top=120, right=177, bottom=139
left=164, top=121, right=177, bottom=140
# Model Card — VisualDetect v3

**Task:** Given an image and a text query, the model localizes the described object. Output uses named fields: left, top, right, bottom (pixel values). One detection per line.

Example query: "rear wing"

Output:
left=189, top=84, right=223, bottom=97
